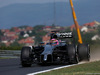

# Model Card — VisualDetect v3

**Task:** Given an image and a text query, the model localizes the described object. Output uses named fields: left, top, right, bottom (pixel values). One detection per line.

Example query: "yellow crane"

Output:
left=69, top=0, right=83, bottom=44
left=69, top=0, right=90, bottom=61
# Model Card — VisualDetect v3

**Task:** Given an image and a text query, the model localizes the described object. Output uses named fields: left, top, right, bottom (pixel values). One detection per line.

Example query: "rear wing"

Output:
left=56, top=32, right=73, bottom=38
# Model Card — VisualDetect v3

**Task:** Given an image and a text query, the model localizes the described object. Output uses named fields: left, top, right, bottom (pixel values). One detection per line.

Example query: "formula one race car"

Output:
left=20, top=31, right=90, bottom=67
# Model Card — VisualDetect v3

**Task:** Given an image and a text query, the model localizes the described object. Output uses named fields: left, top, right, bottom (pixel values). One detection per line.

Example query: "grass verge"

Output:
left=90, top=44, right=100, bottom=51
left=0, top=57, right=11, bottom=59
left=37, top=61, right=100, bottom=75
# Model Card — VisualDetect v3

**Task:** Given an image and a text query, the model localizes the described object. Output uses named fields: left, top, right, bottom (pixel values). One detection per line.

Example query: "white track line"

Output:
left=27, top=62, right=85, bottom=75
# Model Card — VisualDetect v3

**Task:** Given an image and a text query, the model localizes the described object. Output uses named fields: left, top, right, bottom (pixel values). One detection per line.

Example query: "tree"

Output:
left=64, top=27, right=71, bottom=32
left=97, top=26, right=100, bottom=35
left=0, top=43, right=6, bottom=47
left=27, top=30, right=36, bottom=37
left=0, top=30, right=3, bottom=36
left=10, top=42, right=21, bottom=46
left=34, top=25, right=45, bottom=31
left=34, top=31, right=47, bottom=44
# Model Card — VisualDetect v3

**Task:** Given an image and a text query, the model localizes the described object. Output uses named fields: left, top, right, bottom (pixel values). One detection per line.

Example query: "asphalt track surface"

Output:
left=0, top=58, right=67, bottom=75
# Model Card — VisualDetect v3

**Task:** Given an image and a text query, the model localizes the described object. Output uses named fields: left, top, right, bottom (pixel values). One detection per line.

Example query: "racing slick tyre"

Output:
left=77, top=44, right=90, bottom=61
left=67, top=44, right=79, bottom=64
left=21, top=47, right=32, bottom=67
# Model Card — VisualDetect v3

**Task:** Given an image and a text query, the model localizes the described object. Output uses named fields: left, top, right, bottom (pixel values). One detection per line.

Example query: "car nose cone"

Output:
left=44, top=55, right=47, bottom=61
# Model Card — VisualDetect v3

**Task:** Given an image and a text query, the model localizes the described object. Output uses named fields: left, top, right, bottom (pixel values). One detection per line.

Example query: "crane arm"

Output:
left=69, top=0, right=83, bottom=44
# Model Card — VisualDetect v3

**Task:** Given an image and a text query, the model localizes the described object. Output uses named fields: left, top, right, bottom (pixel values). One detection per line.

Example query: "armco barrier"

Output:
left=0, top=50, right=21, bottom=58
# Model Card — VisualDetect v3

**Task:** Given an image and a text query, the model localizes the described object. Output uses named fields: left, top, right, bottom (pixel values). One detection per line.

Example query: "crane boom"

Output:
left=69, top=0, right=83, bottom=44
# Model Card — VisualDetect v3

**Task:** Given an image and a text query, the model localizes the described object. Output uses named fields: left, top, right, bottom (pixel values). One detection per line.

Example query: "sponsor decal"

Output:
left=57, top=32, right=73, bottom=38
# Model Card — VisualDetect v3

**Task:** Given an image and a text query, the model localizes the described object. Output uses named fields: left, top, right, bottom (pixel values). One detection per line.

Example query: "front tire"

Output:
left=67, top=44, right=79, bottom=64
left=21, top=47, right=32, bottom=67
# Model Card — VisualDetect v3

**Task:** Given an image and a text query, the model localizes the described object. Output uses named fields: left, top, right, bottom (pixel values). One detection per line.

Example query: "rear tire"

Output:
left=21, top=47, right=32, bottom=67
left=67, top=44, right=79, bottom=64
left=77, top=44, right=90, bottom=61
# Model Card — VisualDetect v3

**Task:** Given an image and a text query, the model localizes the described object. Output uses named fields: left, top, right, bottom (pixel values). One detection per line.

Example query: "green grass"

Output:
left=91, top=44, right=100, bottom=51
left=0, top=57, right=11, bottom=59
left=37, top=61, right=100, bottom=75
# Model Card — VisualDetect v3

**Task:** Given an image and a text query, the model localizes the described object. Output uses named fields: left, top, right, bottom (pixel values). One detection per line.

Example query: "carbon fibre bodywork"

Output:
left=31, top=42, right=71, bottom=64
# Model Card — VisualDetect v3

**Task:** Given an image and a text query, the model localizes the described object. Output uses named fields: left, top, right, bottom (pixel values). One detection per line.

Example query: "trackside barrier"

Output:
left=0, top=50, right=21, bottom=58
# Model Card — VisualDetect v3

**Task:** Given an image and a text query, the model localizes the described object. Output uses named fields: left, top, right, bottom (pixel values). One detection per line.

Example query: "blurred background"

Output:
left=0, top=0, right=100, bottom=59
